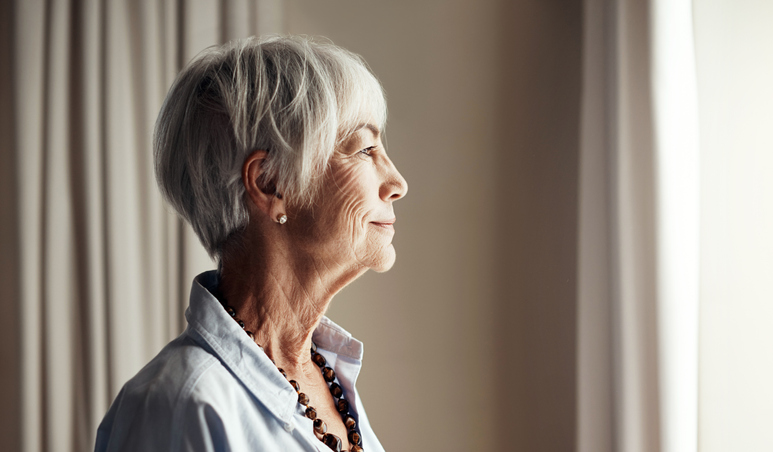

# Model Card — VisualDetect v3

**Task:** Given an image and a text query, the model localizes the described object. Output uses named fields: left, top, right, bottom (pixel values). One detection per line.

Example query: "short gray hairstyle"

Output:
left=154, top=36, right=387, bottom=260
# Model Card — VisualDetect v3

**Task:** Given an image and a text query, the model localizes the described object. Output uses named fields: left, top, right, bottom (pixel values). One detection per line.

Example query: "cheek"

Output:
left=331, top=166, right=372, bottom=224
left=335, top=167, right=394, bottom=267
left=303, top=161, right=395, bottom=270
left=313, top=163, right=373, bottom=242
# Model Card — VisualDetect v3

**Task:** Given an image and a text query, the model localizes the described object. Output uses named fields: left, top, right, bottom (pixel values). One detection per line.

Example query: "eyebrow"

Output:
left=354, top=123, right=381, bottom=137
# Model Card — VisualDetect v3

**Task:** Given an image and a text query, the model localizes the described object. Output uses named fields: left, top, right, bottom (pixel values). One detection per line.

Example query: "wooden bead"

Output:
left=336, top=398, right=349, bottom=413
left=278, top=368, right=287, bottom=379
left=322, top=433, right=342, bottom=452
left=288, top=380, right=300, bottom=392
left=322, top=366, right=336, bottom=382
left=348, top=430, right=361, bottom=446
left=312, top=353, right=326, bottom=367
left=246, top=331, right=254, bottom=340
left=313, top=419, right=327, bottom=435
left=350, top=446, right=363, bottom=452
left=237, top=320, right=245, bottom=329
left=298, top=392, right=309, bottom=406
left=330, top=382, right=343, bottom=398
left=343, top=414, right=357, bottom=430
left=305, top=406, right=317, bottom=420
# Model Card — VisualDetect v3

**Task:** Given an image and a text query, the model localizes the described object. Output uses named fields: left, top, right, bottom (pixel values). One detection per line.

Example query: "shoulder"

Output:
left=94, top=333, right=238, bottom=452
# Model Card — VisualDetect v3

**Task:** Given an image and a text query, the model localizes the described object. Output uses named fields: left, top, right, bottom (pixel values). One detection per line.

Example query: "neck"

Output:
left=216, top=228, right=366, bottom=375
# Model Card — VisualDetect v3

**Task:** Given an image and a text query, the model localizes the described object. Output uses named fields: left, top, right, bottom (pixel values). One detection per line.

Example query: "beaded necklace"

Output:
left=220, top=302, right=364, bottom=452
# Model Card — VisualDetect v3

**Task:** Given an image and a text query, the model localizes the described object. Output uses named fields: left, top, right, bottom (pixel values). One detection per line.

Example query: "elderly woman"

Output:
left=95, top=36, right=406, bottom=452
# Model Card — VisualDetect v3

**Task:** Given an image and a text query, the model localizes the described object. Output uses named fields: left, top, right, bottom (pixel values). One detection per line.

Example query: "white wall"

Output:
left=695, top=1, right=773, bottom=450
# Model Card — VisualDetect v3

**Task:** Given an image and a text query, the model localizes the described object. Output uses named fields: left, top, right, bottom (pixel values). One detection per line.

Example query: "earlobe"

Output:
left=242, top=150, right=286, bottom=222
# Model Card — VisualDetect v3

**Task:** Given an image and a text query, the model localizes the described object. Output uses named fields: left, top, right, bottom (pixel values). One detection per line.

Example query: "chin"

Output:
left=370, top=245, right=397, bottom=273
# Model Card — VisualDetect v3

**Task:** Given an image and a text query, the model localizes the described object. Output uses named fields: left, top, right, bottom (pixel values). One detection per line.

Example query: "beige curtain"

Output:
left=0, top=1, right=281, bottom=451
left=577, top=0, right=700, bottom=451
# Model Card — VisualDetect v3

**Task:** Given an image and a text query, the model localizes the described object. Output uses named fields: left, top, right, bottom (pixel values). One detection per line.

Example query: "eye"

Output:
left=359, top=146, right=377, bottom=157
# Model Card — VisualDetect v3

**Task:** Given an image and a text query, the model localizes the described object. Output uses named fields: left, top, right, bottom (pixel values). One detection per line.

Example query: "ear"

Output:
left=242, top=150, right=286, bottom=223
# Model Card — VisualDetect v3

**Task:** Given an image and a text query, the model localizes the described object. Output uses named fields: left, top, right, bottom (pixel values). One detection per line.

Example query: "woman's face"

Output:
left=291, top=123, right=408, bottom=274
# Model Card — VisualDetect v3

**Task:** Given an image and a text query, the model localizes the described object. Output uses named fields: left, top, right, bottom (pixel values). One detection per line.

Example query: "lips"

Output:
left=370, top=218, right=396, bottom=229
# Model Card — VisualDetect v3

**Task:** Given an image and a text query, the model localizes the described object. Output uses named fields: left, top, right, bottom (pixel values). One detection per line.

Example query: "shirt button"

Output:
left=284, top=422, right=294, bottom=432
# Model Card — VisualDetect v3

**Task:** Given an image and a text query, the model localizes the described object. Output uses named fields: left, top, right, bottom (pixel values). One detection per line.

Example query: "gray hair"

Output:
left=154, top=36, right=387, bottom=260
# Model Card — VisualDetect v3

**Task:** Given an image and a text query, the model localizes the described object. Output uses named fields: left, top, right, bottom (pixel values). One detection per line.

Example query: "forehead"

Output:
left=336, top=73, right=387, bottom=138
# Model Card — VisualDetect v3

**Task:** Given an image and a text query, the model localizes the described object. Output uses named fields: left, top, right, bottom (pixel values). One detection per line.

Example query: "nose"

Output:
left=380, top=155, right=408, bottom=202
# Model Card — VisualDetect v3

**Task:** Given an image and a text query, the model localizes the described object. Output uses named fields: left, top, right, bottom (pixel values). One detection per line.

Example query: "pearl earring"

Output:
left=277, top=214, right=287, bottom=224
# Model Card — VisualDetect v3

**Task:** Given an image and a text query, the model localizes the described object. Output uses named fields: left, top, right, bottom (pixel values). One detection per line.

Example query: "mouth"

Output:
left=370, top=218, right=396, bottom=230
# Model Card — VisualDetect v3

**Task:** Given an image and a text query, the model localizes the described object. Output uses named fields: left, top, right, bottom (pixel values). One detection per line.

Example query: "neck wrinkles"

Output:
left=216, top=236, right=365, bottom=374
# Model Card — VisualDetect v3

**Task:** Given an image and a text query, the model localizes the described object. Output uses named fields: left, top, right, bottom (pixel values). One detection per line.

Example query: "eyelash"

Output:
left=359, top=146, right=377, bottom=157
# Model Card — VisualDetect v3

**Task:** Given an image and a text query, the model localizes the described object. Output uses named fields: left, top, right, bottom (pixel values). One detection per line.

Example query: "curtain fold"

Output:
left=578, top=0, right=700, bottom=451
left=2, top=1, right=281, bottom=451
left=0, top=1, right=22, bottom=451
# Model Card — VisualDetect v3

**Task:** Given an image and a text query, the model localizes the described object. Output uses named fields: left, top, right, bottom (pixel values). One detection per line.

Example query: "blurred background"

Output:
left=1, top=0, right=772, bottom=451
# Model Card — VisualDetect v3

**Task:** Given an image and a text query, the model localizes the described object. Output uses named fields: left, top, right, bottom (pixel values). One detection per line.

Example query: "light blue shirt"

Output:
left=95, top=270, right=385, bottom=451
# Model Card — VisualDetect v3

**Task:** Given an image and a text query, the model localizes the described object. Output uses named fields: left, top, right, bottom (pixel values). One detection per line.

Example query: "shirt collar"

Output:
left=184, top=270, right=364, bottom=421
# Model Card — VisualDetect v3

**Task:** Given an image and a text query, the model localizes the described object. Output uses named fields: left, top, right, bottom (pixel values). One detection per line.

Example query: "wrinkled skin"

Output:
left=288, top=124, right=408, bottom=275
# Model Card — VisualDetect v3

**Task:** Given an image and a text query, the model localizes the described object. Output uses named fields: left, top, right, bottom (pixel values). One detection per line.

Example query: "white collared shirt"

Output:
left=95, top=270, right=385, bottom=452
